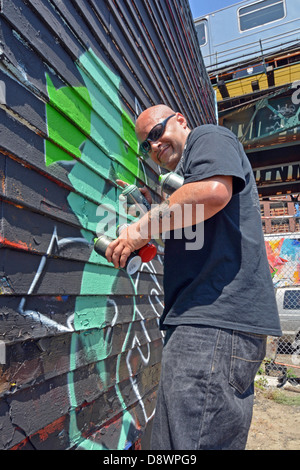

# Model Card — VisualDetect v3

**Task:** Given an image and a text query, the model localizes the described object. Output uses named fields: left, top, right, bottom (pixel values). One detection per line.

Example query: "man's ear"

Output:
left=176, top=113, right=188, bottom=129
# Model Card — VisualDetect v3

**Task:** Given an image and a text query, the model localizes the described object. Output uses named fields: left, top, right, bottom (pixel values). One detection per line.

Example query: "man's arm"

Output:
left=105, top=175, right=232, bottom=269
left=147, top=175, right=233, bottom=232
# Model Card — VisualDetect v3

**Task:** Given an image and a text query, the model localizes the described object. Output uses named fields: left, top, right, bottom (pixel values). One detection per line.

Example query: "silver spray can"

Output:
left=116, top=224, right=129, bottom=237
left=159, top=172, right=184, bottom=195
left=120, top=184, right=151, bottom=213
left=94, top=234, right=142, bottom=275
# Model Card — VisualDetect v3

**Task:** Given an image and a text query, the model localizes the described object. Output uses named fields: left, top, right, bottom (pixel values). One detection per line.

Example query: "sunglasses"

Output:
left=139, top=114, right=176, bottom=155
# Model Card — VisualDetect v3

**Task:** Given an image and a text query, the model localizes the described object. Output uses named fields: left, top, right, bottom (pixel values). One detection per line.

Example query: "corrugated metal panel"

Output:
left=0, top=0, right=215, bottom=450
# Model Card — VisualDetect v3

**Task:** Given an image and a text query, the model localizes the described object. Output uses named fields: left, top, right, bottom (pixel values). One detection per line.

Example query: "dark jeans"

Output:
left=151, top=325, right=266, bottom=450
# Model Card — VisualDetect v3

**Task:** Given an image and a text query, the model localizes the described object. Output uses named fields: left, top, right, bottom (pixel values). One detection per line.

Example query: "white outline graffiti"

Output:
left=17, top=226, right=90, bottom=332
left=16, top=223, right=164, bottom=441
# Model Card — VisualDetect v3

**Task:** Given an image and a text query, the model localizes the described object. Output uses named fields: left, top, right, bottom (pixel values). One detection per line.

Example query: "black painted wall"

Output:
left=0, top=0, right=215, bottom=450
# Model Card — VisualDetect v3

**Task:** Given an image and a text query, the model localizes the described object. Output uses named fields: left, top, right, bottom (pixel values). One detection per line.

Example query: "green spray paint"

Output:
left=68, top=276, right=138, bottom=450
left=45, top=48, right=144, bottom=449
left=45, top=74, right=92, bottom=166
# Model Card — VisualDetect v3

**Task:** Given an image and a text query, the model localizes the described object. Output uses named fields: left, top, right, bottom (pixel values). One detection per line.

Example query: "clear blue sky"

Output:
left=188, top=0, right=246, bottom=19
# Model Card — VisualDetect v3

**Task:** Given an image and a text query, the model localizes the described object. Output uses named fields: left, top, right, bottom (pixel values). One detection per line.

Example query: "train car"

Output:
left=195, top=0, right=300, bottom=73
left=194, top=0, right=300, bottom=103
left=193, top=0, right=300, bottom=200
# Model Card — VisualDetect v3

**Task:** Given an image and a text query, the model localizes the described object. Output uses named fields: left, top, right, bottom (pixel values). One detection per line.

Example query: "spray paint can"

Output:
left=159, top=172, right=184, bottom=195
left=116, top=224, right=157, bottom=263
left=120, top=184, right=151, bottom=213
left=94, top=234, right=142, bottom=275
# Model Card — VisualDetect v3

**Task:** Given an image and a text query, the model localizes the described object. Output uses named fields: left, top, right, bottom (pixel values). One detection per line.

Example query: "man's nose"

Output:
left=149, top=140, right=161, bottom=154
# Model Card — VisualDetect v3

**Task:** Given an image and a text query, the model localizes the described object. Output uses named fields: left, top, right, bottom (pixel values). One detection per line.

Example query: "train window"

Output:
left=238, top=0, right=285, bottom=32
left=195, top=21, right=207, bottom=46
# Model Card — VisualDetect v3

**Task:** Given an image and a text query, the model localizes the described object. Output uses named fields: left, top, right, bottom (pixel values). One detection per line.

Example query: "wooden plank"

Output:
left=0, top=329, right=163, bottom=396
left=7, top=374, right=160, bottom=450
left=0, top=199, right=164, bottom=272
left=1, top=0, right=85, bottom=92
left=0, top=9, right=157, bottom=187
left=0, top=104, right=161, bottom=205
left=90, top=0, right=168, bottom=104
left=106, top=0, right=181, bottom=110
left=0, top=67, right=154, bottom=192
left=0, top=337, right=162, bottom=449
left=1, top=150, right=152, bottom=236
left=0, top=247, right=164, bottom=296
left=50, top=0, right=151, bottom=114
left=0, top=107, right=72, bottom=189
left=0, top=292, right=164, bottom=343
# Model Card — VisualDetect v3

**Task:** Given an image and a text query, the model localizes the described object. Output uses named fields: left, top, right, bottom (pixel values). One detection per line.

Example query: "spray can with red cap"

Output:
left=93, top=224, right=157, bottom=275
left=116, top=224, right=157, bottom=263
left=93, top=234, right=143, bottom=275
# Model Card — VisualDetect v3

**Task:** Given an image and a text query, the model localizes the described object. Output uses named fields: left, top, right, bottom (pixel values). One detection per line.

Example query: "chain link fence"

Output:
left=262, top=197, right=300, bottom=384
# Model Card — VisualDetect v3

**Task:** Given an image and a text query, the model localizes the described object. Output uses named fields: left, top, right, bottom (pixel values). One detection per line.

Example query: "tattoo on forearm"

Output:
left=148, top=199, right=172, bottom=223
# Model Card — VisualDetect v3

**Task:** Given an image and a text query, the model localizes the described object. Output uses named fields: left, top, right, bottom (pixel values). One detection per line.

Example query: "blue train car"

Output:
left=195, top=0, right=300, bottom=73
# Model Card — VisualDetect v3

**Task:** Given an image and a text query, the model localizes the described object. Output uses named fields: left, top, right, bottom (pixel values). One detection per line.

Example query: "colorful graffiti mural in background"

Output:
left=266, top=238, right=300, bottom=287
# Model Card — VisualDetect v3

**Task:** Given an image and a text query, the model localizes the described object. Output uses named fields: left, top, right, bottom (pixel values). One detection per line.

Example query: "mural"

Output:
left=1, top=47, right=165, bottom=450
left=266, top=237, right=300, bottom=287
left=0, top=0, right=215, bottom=450
left=47, top=50, right=165, bottom=450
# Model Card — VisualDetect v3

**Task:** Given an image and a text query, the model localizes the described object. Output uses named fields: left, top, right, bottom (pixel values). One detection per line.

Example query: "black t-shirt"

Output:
left=160, top=124, right=282, bottom=337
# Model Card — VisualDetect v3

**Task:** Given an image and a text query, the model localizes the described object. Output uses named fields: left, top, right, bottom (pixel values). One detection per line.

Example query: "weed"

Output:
left=265, top=389, right=300, bottom=406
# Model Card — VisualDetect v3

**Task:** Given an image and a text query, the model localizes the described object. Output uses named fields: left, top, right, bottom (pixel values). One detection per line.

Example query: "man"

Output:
left=106, top=104, right=282, bottom=450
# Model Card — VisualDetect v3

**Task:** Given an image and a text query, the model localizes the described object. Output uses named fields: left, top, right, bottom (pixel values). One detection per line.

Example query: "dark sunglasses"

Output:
left=139, top=114, right=176, bottom=155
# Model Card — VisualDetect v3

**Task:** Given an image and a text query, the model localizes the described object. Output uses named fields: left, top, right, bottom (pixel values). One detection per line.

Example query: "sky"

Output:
left=188, top=0, right=247, bottom=19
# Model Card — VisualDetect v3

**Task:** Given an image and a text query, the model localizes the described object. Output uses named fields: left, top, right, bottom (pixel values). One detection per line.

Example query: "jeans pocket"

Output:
left=229, top=331, right=267, bottom=395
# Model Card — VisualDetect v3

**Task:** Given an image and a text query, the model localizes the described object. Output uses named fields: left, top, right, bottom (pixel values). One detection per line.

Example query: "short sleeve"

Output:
left=183, top=126, right=246, bottom=195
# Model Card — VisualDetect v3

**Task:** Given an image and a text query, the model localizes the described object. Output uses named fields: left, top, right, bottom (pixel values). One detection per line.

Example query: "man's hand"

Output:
left=116, top=179, right=153, bottom=206
left=117, top=179, right=153, bottom=218
left=105, top=221, right=151, bottom=269
left=116, top=179, right=128, bottom=189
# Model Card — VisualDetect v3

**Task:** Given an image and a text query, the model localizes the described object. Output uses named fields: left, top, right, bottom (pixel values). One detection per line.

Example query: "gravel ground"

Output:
left=246, top=380, right=300, bottom=450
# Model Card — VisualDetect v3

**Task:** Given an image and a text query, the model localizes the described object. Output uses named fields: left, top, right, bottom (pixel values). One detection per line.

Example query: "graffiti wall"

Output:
left=265, top=237, right=300, bottom=287
left=0, top=0, right=216, bottom=450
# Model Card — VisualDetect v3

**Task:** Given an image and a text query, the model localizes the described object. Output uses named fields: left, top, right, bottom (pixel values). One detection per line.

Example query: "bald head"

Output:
left=135, top=104, right=191, bottom=170
left=136, top=104, right=175, bottom=133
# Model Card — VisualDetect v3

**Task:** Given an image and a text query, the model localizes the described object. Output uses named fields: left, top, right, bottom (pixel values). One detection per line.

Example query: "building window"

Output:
left=238, top=0, right=285, bottom=32
left=195, top=21, right=207, bottom=46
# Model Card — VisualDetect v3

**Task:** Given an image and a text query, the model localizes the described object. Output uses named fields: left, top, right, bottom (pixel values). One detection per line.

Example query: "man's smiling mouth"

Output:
left=158, top=145, right=170, bottom=162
